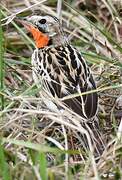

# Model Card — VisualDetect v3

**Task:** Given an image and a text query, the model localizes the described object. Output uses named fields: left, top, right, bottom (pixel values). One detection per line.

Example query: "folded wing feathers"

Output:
left=32, top=45, right=98, bottom=119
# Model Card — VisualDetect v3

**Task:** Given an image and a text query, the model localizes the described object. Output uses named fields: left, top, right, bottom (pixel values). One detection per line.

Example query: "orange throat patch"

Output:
left=29, top=26, right=49, bottom=48
left=20, top=20, right=49, bottom=48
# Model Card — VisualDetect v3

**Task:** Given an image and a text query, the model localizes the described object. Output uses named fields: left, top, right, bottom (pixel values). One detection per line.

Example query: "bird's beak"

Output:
left=17, top=19, right=35, bottom=33
left=17, top=19, right=49, bottom=48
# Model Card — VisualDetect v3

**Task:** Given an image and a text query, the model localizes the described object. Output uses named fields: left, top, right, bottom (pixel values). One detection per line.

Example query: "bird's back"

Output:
left=32, top=44, right=98, bottom=119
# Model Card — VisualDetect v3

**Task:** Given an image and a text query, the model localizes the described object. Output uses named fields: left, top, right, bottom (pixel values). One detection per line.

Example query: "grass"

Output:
left=0, top=9, right=4, bottom=110
left=0, top=142, right=10, bottom=180
left=0, top=0, right=122, bottom=179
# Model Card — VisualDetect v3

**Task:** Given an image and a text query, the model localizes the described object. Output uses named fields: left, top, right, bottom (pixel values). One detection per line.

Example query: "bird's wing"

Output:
left=56, top=45, right=98, bottom=119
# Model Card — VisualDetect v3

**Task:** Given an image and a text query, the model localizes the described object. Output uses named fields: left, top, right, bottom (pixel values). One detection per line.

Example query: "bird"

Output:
left=18, top=14, right=98, bottom=119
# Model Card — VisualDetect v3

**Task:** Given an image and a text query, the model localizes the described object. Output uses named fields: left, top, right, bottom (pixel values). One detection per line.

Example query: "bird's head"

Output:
left=19, top=14, right=66, bottom=48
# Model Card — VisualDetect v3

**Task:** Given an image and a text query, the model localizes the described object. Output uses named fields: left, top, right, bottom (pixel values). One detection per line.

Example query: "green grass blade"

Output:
left=81, top=51, right=122, bottom=67
left=2, top=138, right=79, bottom=155
left=0, top=142, right=10, bottom=180
left=38, top=152, right=47, bottom=180
left=0, top=9, right=4, bottom=110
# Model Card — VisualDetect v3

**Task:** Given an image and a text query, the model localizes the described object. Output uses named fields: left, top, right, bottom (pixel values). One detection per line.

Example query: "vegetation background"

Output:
left=0, top=0, right=122, bottom=179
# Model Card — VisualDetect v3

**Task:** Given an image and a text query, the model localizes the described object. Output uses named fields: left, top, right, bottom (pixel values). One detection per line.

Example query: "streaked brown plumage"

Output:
left=20, top=14, right=98, bottom=119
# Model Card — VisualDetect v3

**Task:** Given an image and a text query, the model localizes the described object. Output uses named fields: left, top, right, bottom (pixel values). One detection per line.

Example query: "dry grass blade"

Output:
left=56, top=0, right=62, bottom=20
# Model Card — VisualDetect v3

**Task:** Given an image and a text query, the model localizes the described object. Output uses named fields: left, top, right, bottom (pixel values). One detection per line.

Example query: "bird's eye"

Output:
left=39, top=18, right=47, bottom=24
